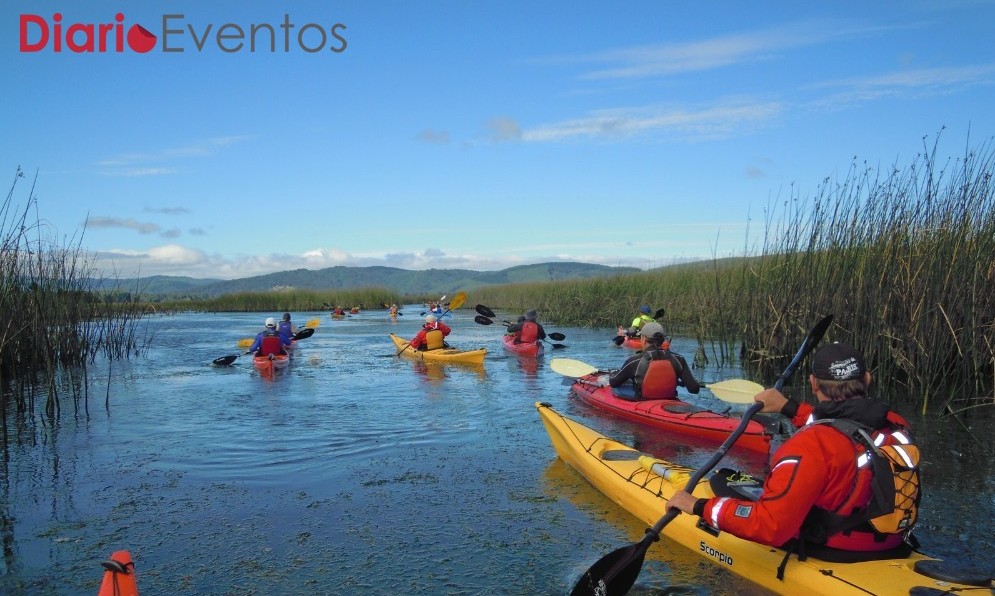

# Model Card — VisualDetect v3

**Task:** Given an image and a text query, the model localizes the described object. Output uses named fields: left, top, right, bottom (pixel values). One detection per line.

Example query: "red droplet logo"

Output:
left=127, top=24, right=156, bottom=53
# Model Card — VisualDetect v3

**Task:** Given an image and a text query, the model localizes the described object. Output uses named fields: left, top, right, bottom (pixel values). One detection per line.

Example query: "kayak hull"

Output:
left=97, top=550, right=139, bottom=596
left=536, top=402, right=984, bottom=596
left=390, top=333, right=487, bottom=365
left=253, top=353, right=290, bottom=374
left=502, top=334, right=543, bottom=357
left=571, top=375, right=771, bottom=454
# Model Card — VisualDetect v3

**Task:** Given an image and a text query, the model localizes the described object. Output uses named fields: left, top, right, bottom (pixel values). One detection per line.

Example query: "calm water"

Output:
left=2, top=309, right=993, bottom=595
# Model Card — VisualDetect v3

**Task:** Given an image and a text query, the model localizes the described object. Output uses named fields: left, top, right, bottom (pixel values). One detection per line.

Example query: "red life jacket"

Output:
left=519, top=321, right=539, bottom=343
left=634, top=352, right=679, bottom=399
left=259, top=335, right=284, bottom=356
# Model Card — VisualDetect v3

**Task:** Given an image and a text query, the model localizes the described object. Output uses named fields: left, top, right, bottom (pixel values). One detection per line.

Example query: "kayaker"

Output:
left=668, top=342, right=917, bottom=560
left=277, top=312, right=299, bottom=343
left=620, top=305, right=655, bottom=338
left=409, top=314, right=452, bottom=350
left=606, top=322, right=699, bottom=398
left=506, top=309, right=546, bottom=344
left=248, top=317, right=290, bottom=356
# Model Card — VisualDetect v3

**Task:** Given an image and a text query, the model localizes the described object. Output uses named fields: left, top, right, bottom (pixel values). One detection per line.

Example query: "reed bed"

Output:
left=157, top=287, right=404, bottom=314
left=473, top=135, right=995, bottom=413
left=1, top=168, right=150, bottom=420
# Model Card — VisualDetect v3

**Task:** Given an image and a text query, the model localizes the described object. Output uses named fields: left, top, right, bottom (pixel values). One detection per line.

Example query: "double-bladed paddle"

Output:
left=548, top=357, right=764, bottom=403
left=474, top=304, right=567, bottom=348
left=397, top=292, right=467, bottom=356
left=420, top=294, right=448, bottom=316
left=569, top=315, right=833, bottom=595
left=612, top=307, right=667, bottom=346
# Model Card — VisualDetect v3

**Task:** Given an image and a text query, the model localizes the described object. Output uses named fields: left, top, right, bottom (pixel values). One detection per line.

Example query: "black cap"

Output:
left=812, top=342, right=866, bottom=381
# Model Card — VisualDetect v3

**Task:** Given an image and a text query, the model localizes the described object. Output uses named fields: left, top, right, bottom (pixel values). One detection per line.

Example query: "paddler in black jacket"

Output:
left=607, top=322, right=700, bottom=399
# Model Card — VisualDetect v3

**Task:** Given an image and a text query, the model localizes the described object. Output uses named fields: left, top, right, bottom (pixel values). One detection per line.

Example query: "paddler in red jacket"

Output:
left=505, top=309, right=546, bottom=344
left=668, top=342, right=915, bottom=559
left=409, top=314, right=452, bottom=350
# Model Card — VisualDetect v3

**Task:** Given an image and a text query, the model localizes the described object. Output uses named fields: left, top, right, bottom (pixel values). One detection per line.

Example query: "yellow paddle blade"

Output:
left=305, top=318, right=320, bottom=328
left=236, top=338, right=254, bottom=348
left=550, top=358, right=599, bottom=378
left=707, top=379, right=765, bottom=404
left=448, top=291, right=468, bottom=310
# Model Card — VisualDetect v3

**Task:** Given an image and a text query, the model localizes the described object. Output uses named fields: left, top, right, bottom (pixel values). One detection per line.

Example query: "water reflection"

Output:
left=1, top=310, right=993, bottom=595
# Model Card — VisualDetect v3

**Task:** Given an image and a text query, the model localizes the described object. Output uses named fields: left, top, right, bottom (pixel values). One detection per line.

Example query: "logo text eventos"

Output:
left=19, top=13, right=348, bottom=54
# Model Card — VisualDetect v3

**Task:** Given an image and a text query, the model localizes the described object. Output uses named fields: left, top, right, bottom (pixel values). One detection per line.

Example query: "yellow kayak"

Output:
left=536, top=401, right=991, bottom=595
left=389, top=333, right=487, bottom=365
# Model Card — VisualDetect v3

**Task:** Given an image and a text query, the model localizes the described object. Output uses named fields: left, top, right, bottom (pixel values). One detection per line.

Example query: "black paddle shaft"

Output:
left=570, top=314, right=833, bottom=596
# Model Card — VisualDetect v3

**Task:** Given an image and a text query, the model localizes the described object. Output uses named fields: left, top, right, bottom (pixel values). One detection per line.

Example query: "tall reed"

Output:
left=473, top=134, right=995, bottom=412
left=1, top=168, right=150, bottom=420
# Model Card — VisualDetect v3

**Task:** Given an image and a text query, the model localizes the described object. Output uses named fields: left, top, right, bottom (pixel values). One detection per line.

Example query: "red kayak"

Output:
left=502, top=334, right=543, bottom=357
left=570, top=374, right=772, bottom=454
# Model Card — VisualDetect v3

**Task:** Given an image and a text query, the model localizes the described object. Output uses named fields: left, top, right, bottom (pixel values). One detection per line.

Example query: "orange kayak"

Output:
left=97, top=550, right=139, bottom=596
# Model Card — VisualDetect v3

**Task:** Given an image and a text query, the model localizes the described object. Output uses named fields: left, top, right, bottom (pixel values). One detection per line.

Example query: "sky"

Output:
left=3, top=1, right=995, bottom=280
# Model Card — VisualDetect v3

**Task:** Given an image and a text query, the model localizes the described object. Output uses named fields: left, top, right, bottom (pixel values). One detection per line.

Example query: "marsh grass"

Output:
left=160, top=288, right=404, bottom=314
left=1, top=168, right=150, bottom=419
left=474, top=135, right=995, bottom=412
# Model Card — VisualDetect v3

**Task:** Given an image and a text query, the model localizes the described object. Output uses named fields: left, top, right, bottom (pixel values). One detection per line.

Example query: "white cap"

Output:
left=265, top=317, right=276, bottom=328
left=425, top=314, right=438, bottom=323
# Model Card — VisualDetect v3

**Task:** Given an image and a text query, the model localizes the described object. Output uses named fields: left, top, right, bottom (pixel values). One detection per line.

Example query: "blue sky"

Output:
left=4, top=1, right=994, bottom=280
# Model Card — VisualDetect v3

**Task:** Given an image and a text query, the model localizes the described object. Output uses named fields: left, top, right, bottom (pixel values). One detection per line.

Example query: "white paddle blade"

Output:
left=707, top=379, right=765, bottom=404
left=550, top=358, right=598, bottom=378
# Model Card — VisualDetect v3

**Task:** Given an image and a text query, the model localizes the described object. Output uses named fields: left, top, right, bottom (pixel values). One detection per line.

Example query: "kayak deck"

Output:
left=536, top=401, right=989, bottom=596
left=571, top=375, right=771, bottom=454
left=390, top=333, right=487, bottom=365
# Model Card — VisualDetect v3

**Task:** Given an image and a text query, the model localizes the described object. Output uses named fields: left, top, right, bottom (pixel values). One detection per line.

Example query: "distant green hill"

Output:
left=95, top=262, right=640, bottom=298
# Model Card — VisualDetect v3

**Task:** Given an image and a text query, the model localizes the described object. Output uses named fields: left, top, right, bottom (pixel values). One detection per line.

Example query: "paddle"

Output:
left=397, top=292, right=467, bottom=356
left=293, top=327, right=315, bottom=340
left=549, top=358, right=764, bottom=403
left=420, top=294, right=447, bottom=316
left=570, top=314, right=833, bottom=596
left=474, top=304, right=568, bottom=348
left=212, top=354, right=240, bottom=366
left=236, top=317, right=320, bottom=348
left=613, top=308, right=667, bottom=345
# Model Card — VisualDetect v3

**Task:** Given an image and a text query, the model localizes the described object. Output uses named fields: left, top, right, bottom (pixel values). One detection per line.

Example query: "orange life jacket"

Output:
left=634, top=350, right=679, bottom=399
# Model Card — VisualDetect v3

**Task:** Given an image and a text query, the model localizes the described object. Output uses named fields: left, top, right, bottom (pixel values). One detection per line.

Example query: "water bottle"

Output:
left=638, top=455, right=691, bottom=485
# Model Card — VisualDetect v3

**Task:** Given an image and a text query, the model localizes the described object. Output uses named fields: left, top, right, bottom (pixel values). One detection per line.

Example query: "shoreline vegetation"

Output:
left=1, top=168, right=152, bottom=420
left=3, top=133, right=994, bottom=417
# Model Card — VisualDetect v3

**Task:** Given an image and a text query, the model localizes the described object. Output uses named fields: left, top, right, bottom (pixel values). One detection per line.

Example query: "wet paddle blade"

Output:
left=474, top=315, right=495, bottom=325
left=448, top=292, right=467, bottom=310
left=550, top=358, right=598, bottom=378
left=570, top=539, right=649, bottom=596
left=548, top=332, right=566, bottom=341
left=475, top=304, right=497, bottom=318
left=293, top=327, right=315, bottom=340
left=653, top=308, right=666, bottom=320
left=213, top=354, right=238, bottom=366
left=706, top=379, right=765, bottom=404
left=611, top=335, right=626, bottom=346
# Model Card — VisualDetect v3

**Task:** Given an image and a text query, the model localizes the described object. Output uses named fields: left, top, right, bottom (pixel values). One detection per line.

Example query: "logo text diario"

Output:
left=19, top=13, right=348, bottom=54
